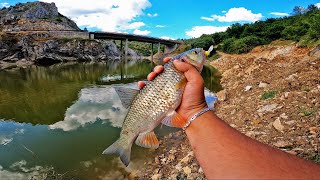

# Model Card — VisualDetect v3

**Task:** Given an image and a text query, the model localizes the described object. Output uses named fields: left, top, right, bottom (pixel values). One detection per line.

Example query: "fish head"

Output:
left=179, top=48, right=206, bottom=72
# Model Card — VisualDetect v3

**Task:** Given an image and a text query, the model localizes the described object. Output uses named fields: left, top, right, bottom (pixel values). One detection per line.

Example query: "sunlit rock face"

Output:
left=0, top=2, right=79, bottom=31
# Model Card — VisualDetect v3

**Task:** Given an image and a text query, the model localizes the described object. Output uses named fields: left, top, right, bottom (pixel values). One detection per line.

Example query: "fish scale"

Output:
left=102, top=48, right=207, bottom=166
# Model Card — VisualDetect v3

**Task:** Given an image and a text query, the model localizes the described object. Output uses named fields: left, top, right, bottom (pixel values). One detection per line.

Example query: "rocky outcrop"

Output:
left=0, top=2, right=142, bottom=69
left=0, top=2, right=79, bottom=31
left=0, top=32, right=139, bottom=69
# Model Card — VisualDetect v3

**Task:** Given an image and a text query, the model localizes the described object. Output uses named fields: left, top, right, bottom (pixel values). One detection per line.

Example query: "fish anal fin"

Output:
left=114, top=86, right=139, bottom=109
left=161, top=110, right=186, bottom=128
left=175, top=78, right=187, bottom=90
left=135, top=131, right=159, bottom=149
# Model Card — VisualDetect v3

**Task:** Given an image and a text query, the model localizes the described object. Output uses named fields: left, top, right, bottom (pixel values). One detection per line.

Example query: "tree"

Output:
left=292, top=6, right=306, bottom=15
left=307, top=4, right=318, bottom=13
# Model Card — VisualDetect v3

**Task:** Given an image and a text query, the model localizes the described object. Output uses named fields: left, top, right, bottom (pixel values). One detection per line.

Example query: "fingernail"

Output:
left=173, top=60, right=179, bottom=63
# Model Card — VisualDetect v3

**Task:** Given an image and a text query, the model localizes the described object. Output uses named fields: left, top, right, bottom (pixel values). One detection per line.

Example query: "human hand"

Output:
left=138, top=57, right=208, bottom=121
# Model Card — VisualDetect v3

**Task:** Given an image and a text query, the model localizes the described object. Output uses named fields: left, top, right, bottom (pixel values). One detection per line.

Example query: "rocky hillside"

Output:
left=0, top=2, right=142, bottom=69
left=0, top=1, right=79, bottom=31
left=137, top=42, right=319, bottom=179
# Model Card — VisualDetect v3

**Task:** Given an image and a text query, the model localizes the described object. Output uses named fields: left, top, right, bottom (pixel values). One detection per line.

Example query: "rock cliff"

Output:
left=0, top=2, right=142, bottom=69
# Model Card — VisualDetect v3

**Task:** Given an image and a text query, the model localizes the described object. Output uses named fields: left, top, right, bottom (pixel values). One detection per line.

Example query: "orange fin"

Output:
left=175, top=78, right=187, bottom=90
left=161, top=110, right=187, bottom=128
left=135, top=131, right=159, bottom=149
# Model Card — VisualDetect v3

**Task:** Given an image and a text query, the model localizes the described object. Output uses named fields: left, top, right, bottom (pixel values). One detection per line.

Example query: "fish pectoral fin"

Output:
left=114, top=86, right=139, bottom=109
left=161, top=110, right=187, bottom=128
left=135, top=131, right=159, bottom=149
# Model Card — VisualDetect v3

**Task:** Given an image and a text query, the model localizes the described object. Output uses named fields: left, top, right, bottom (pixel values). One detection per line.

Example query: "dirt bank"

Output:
left=137, top=42, right=319, bottom=180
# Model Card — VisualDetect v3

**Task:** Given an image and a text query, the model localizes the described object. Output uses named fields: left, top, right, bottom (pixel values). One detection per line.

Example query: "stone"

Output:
left=279, top=113, right=288, bottom=119
left=181, top=152, right=193, bottom=164
left=160, top=157, right=167, bottom=164
left=284, top=92, right=290, bottom=98
left=168, top=154, right=175, bottom=162
left=285, top=150, right=298, bottom=155
left=198, top=167, right=203, bottom=173
left=286, top=73, right=298, bottom=81
left=273, top=118, right=284, bottom=132
left=258, top=82, right=268, bottom=88
left=182, top=166, right=192, bottom=175
left=151, top=174, right=162, bottom=180
left=273, top=140, right=291, bottom=148
left=216, top=89, right=227, bottom=101
left=257, top=104, right=278, bottom=113
left=154, top=157, right=160, bottom=164
left=175, top=163, right=182, bottom=171
left=285, top=120, right=295, bottom=125
left=244, top=85, right=252, bottom=91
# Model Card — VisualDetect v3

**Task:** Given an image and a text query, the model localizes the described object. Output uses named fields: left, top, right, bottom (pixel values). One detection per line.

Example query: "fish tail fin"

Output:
left=102, top=137, right=132, bottom=166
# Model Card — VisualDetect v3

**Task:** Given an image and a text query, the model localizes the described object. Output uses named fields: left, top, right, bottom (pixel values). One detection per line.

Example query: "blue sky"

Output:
left=1, top=0, right=320, bottom=39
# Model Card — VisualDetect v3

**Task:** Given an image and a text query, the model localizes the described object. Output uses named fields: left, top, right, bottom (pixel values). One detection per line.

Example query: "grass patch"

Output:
left=300, top=107, right=317, bottom=117
left=261, top=91, right=278, bottom=100
left=207, top=53, right=221, bottom=61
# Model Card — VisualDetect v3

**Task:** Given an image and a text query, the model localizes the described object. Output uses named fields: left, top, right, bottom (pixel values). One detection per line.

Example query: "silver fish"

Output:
left=103, top=47, right=209, bottom=166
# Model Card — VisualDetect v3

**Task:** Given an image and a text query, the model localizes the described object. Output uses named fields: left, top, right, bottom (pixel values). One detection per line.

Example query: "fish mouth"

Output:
left=180, top=50, right=205, bottom=72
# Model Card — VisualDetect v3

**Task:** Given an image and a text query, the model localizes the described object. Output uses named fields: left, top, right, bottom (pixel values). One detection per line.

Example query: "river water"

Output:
left=0, top=60, right=221, bottom=179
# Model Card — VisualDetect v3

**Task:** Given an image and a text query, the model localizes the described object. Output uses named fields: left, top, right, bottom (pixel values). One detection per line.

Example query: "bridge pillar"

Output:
left=125, top=39, right=128, bottom=60
left=89, top=33, right=94, bottom=39
left=157, top=42, right=161, bottom=64
left=151, top=43, right=154, bottom=62
left=164, top=44, right=178, bottom=54
left=120, top=40, right=123, bottom=58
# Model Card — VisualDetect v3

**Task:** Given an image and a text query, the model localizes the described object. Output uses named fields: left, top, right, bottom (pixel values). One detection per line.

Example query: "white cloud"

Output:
left=160, top=36, right=175, bottom=40
left=315, top=3, right=320, bottom=8
left=125, top=22, right=145, bottom=29
left=156, top=25, right=166, bottom=28
left=270, top=12, right=289, bottom=16
left=1, top=2, right=9, bottom=8
left=200, top=16, right=215, bottom=21
left=133, top=29, right=151, bottom=35
left=49, top=86, right=128, bottom=131
left=147, top=13, right=158, bottom=17
left=41, top=0, right=151, bottom=32
left=201, top=7, right=262, bottom=23
left=222, top=10, right=227, bottom=13
left=186, top=26, right=229, bottom=38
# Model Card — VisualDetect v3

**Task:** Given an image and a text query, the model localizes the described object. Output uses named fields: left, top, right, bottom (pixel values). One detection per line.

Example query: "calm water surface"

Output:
left=0, top=60, right=221, bottom=179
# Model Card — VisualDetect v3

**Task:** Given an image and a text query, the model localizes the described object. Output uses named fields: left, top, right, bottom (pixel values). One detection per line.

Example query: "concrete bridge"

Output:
left=90, top=32, right=180, bottom=62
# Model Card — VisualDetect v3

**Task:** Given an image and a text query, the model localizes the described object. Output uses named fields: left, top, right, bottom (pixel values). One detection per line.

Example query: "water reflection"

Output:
left=0, top=60, right=221, bottom=179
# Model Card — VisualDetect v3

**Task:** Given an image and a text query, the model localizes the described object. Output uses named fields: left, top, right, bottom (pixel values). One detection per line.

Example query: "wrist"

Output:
left=183, top=102, right=208, bottom=121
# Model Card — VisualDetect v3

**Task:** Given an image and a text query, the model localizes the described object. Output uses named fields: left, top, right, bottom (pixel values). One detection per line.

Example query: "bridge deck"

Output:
left=90, top=32, right=180, bottom=46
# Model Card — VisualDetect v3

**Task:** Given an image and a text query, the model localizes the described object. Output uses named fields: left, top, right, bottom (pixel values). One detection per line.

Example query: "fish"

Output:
left=102, top=46, right=213, bottom=166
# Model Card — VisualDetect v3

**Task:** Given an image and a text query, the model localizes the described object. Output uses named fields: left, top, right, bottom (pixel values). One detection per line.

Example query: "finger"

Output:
left=173, top=60, right=203, bottom=83
left=138, top=81, right=146, bottom=89
left=153, top=65, right=164, bottom=74
left=147, top=72, right=158, bottom=81
left=163, top=57, right=172, bottom=63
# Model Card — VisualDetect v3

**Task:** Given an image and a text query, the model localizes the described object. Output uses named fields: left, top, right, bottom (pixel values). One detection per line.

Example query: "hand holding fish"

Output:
left=138, top=57, right=208, bottom=121
left=139, top=58, right=320, bottom=180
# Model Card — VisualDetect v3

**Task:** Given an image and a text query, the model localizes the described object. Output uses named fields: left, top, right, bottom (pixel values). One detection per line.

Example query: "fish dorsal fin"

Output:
left=161, top=110, right=187, bottom=128
left=135, top=131, right=159, bottom=149
left=114, top=86, right=139, bottom=109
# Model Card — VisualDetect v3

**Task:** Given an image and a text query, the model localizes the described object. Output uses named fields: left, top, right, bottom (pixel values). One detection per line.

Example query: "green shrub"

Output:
left=261, top=91, right=278, bottom=100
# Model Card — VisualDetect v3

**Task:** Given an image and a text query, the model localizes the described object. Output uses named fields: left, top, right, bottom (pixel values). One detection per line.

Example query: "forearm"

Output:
left=185, top=110, right=320, bottom=179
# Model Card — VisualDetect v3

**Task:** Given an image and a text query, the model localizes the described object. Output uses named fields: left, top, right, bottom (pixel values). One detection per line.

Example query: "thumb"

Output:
left=173, top=60, right=203, bottom=84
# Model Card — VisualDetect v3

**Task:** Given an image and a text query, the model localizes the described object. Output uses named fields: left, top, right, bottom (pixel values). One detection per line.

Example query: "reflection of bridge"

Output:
left=90, top=32, right=180, bottom=61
